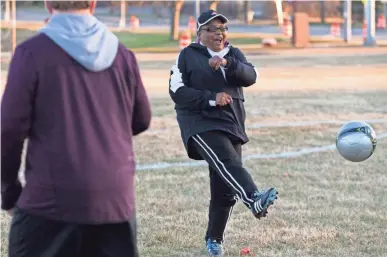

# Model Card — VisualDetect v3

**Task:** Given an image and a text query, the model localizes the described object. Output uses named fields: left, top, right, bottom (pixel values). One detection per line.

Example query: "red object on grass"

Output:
left=240, top=247, right=254, bottom=256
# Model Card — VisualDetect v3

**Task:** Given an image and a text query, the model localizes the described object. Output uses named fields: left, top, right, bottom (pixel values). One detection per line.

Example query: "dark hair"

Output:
left=49, top=1, right=92, bottom=11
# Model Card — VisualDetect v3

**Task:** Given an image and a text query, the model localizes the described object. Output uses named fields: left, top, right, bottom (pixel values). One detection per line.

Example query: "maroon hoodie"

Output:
left=1, top=33, right=151, bottom=224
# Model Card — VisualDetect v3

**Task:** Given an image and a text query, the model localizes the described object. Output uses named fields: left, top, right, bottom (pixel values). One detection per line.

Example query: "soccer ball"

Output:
left=336, top=121, right=377, bottom=162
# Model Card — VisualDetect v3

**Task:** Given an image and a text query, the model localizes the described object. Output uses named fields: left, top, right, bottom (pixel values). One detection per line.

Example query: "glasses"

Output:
left=201, top=26, right=229, bottom=33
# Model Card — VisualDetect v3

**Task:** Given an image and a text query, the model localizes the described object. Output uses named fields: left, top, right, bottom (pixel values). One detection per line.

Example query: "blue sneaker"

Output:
left=251, top=188, right=278, bottom=219
left=206, top=239, right=224, bottom=256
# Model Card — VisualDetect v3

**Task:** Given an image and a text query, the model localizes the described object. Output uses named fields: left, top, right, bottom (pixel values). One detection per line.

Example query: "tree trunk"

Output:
left=320, top=0, right=326, bottom=24
left=108, top=1, right=114, bottom=15
left=384, top=4, right=387, bottom=27
left=236, top=1, right=244, bottom=21
left=170, top=0, right=184, bottom=41
left=11, top=0, right=16, bottom=55
left=244, top=0, right=251, bottom=24
left=209, top=0, right=218, bottom=11
left=5, top=0, right=10, bottom=21
left=119, top=0, right=126, bottom=28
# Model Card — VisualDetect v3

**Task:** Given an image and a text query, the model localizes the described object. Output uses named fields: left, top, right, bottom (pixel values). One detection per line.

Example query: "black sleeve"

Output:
left=169, top=50, right=217, bottom=111
left=224, top=48, right=258, bottom=87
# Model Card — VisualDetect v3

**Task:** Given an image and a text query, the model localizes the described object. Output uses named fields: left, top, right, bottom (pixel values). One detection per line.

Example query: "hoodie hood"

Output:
left=39, top=13, right=119, bottom=72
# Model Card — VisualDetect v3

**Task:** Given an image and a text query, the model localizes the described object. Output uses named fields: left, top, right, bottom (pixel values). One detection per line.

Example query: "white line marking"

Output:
left=136, top=132, right=387, bottom=171
left=16, top=122, right=387, bottom=181
left=145, top=119, right=387, bottom=134
left=245, top=119, right=387, bottom=129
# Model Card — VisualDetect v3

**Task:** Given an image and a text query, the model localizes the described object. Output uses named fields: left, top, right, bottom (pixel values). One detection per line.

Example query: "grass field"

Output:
left=0, top=28, right=282, bottom=53
left=1, top=47, right=387, bottom=256
left=122, top=87, right=387, bottom=257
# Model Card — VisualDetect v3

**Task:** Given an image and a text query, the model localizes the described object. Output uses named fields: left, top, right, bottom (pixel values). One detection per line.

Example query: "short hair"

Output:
left=49, top=1, right=92, bottom=11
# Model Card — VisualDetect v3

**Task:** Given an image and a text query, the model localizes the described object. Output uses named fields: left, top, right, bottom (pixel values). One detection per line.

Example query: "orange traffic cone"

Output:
left=179, top=31, right=192, bottom=49
left=188, top=16, right=196, bottom=33
left=362, top=22, right=367, bottom=41
left=330, top=23, right=340, bottom=37
left=130, top=16, right=140, bottom=31
left=376, top=14, right=386, bottom=29
left=282, top=17, right=292, bottom=38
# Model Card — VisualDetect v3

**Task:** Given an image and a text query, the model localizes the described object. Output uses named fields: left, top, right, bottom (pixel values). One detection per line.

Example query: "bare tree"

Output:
left=170, top=0, right=184, bottom=40
left=209, top=0, right=219, bottom=11
left=151, top=1, right=171, bottom=19
left=108, top=1, right=116, bottom=15
left=320, top=0, right=326, bottom=23
left=119, top=0, right=127, bottom=28
left=244, top=0, right=251, bottom=24
left=3, top=0, right=11, bottom=21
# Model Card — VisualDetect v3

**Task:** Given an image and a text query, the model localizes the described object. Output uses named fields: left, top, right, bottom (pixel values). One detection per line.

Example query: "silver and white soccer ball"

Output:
left=336, top=121, right=377, bottom=162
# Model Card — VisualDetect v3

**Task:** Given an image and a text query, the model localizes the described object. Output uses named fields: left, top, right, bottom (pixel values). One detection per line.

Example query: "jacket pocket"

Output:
left=223, top=87, right=244, bottom=101
left=201, top=106, right=237, bottom=124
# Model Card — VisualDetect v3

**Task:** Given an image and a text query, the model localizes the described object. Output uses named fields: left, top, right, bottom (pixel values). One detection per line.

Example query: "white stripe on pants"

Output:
left=192, top=135, right=256, bottom=210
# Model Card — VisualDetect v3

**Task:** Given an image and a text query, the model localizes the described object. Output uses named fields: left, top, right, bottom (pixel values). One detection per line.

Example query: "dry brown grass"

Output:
left=133, top=140, right=387, bottom=257
left=1, top=50, right=387, bottom=257
left=1, top=90, right=386, bottom=257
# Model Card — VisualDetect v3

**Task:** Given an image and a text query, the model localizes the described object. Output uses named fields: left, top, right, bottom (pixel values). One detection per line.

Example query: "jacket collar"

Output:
left=188, top=41, right=232, bottom=57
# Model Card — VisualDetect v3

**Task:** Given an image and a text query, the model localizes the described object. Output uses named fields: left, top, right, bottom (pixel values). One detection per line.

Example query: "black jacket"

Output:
left=169, top=43, right=257, bottom=160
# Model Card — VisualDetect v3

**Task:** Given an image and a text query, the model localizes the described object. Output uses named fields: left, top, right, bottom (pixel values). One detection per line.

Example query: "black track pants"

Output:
left=190, top=131, right=258, bottom=242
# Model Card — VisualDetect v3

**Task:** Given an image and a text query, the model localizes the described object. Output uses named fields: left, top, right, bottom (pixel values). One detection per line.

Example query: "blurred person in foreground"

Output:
left=169, top=10, right=278, bottom=256
left=1, top=1, right=151, bottom=256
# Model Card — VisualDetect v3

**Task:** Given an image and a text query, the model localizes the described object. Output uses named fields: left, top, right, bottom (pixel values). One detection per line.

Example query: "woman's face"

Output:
left=198, top=18, right=228, bottom=52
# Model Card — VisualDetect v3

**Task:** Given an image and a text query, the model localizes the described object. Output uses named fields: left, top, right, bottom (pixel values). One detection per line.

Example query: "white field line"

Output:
left=17, top=120, right=387, bottom=179
left=145, top=119, right=387, bottom=134
left=245, top=119, right=387, bottom=129
left=136, top=132, right=387, bottom=171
